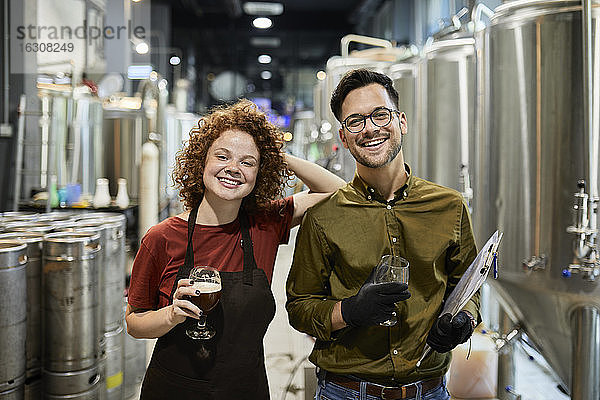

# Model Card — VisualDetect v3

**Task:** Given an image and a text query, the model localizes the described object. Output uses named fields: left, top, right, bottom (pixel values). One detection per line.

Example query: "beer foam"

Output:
left=192, top=281, right=221, bottom=293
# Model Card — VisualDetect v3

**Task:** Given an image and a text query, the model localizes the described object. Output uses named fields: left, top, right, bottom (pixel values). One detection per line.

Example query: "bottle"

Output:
left=115, top=178, right=130, bottom=209
left=93, top=178, right=111, bottom=208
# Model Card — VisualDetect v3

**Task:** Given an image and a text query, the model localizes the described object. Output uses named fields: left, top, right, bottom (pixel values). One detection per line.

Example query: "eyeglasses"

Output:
left=342, top=107, right=400, bottom=134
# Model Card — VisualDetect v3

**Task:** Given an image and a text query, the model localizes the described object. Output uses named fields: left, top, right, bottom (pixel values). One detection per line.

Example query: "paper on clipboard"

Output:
left=415, top=230, right=503, bottom=368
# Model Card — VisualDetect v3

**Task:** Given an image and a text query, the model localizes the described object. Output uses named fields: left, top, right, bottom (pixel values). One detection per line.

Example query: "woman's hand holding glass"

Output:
left=171, top=278, right=204, bottom=325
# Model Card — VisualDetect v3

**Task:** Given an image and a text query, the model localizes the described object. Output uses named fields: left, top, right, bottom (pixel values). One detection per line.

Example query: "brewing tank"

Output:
left=482, top=0, right=600, bottom=395
left=389, top=53, right=422, bottom=175
left=421, top=31, right=476, bottom=209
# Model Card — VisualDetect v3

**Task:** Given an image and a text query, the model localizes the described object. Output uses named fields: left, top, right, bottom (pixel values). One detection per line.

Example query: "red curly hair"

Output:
left=172, top=99, right=292, bottom=213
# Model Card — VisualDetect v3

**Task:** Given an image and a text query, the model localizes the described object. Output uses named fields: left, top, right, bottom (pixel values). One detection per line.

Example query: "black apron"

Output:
left=140, top=205, right=276, bottom=399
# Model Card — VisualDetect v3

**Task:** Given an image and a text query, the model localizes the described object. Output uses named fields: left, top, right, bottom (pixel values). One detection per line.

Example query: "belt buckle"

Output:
left=380, top=385, right=404, bottom=400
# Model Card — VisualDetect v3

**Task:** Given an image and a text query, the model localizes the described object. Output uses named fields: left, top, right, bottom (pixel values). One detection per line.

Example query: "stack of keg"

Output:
left=0, top=211, right=147, bottom=400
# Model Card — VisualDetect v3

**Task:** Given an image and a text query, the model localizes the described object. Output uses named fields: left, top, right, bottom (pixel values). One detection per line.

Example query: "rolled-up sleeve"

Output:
left=285, top=211, right=340, bottom=341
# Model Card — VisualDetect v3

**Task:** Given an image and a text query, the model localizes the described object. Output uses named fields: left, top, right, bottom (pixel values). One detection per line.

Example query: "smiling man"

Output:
left=286, top=69, right=480, bottom=400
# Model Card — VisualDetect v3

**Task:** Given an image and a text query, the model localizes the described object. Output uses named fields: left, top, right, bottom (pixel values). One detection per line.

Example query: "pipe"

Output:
left=581, top=0, right=596, bottom=201
left=12, top=95, right=25, bottom=211
left=497, top=309, right=516, bottom=400
left=570, top=306, right=600, bottom=399
left=340, top=34, right=392, bottom=58
left=471, top=3, right=494, bottom=24
left=3, top=0, right=9, bottom=123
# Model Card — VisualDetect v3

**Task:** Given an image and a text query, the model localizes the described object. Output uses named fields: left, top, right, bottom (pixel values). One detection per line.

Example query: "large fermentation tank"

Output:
left=389, top=51, right=422, bottom=175
left=481, top=1, right=600, bottom=397
left=421, top=29, right=477, bottom=210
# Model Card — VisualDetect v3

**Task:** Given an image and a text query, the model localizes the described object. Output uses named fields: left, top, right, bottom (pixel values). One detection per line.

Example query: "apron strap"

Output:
left=170, top=205, right=258, bottom=300
left=170, top=204, right=200, bottom=301
left=239, top=212, right=257, bottom=286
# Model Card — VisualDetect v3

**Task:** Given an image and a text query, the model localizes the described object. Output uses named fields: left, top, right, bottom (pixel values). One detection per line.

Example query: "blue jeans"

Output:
left=315, top=371, right=451, bottom=400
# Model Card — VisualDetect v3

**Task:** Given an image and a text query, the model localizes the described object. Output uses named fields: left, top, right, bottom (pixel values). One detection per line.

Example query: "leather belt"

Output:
left=326, top=374, right=443, bottom=399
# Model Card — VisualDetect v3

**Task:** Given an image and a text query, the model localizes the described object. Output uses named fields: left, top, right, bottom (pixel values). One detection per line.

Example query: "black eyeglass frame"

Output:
left=341, top=106, right=401, bottom=134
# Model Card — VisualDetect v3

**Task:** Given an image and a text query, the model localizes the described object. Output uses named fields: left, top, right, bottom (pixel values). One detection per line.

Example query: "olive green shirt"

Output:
left=285, top=169, right=480, bottom=386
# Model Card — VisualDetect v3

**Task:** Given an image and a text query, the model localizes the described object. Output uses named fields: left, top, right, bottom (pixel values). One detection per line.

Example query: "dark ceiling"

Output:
left=155, top=0, right=375, bottom=103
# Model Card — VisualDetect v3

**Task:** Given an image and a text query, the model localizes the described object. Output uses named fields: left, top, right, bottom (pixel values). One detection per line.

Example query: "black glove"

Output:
left=426, top=311, right=475, bottom=353
left=341, top=267, right=411, bottom=327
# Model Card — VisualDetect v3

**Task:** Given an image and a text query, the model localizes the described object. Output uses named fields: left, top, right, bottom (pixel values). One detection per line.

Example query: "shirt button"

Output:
left=393, top=349, right=398, bottom=355
left=386, top=205, right=392, bottom=210
left=392, top=237, right=397, bottom=243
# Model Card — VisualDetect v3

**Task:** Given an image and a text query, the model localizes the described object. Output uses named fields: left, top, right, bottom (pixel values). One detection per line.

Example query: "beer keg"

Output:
left=42, top=232, right=101, bottom=372
left=42, top=364, right=101, bottom=399
left=0, top=241, right=27, bottom=394
left=103, top=327, right=124, bottom=400
left=0, top=232, right=44, bottom=379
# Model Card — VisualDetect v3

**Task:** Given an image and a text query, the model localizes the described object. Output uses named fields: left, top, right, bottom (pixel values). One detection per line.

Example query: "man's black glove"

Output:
left=341, top=267, right=411, bottom=327
left=426, top=311, right=475, bottom=353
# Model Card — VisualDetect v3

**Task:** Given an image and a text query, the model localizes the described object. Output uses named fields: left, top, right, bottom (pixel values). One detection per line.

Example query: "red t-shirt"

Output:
left=128, top=197, right=294, bottom=310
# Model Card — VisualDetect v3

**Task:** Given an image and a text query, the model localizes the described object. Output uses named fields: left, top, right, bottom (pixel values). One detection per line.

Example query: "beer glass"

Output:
left=186, top=266, right=222, bottom=340
left=375, top=255, right=409, bottom=327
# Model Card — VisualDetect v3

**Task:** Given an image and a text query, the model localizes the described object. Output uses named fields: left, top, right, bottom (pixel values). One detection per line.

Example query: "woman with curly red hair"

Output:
left=125, top=99, right=345, bottom=399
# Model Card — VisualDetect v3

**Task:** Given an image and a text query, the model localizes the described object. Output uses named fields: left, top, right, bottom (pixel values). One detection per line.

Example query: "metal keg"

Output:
left=76, top=213, right=126, bottom=329
left=24, top=376, right=41, bottom=400
left=103, top=328, right=123, bottom=400
left=0, top=375, right=25, bottom=400
left=3, top=221, right=57, bottom=235
left=42, top=232, right=101, bottom=372
left=123, top=304, right=145, bottom=400
left=42, top=364, right=101, bottom=399
left=0, top=241, right=28, bottom=393
left=0, top=232, right=44, bottom=379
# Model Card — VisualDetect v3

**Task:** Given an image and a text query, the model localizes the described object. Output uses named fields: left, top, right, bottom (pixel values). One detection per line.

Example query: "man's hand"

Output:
left=341, top=267, right=411, bottom=327
left=426, top=311, right=475, bottom=353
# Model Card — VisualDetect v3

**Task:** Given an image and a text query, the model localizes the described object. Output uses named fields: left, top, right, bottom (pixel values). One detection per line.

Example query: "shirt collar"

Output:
left=350, top=164, right=413, bottom=203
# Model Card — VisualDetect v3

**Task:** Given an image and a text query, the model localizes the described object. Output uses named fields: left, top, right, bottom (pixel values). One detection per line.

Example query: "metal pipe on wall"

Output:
left=570, top=306, right=600, bottom=399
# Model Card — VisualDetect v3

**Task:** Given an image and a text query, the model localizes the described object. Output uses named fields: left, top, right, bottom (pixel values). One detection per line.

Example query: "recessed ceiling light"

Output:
left=169, top=56, right=181, bottom=65
left=253, top=17, right=272, bottom=29
left=261, top=71, right=272, bottom=80
left=316, top=70, right=326, bottom=80
left=243, top=2, right=283, bottom=16
left=258, top=54, right=272, bottom=64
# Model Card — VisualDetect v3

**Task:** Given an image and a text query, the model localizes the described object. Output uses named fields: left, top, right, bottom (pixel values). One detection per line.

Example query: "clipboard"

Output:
left=415, top=230, right=503, bottom=368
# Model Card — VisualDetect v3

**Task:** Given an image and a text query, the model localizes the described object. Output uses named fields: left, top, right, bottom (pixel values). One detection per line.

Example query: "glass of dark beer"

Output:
left=185, top=266, right=222, bottom=340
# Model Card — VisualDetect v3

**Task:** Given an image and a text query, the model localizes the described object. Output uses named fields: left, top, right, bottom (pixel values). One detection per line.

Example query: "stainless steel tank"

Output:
left=42, top=232, right=101, bottom=373
left=421, top=29, right=476, bottom=209
left=101, top=106, right=148, bottom=200
left=0, top=232, right=44, bottom=379
left=0, top=376, right=25, bottom=400
left=103, top=327, right=124, bottom=400
left=0, top=241, right=27, bottom=395
left=389, top=51, right=423, bottom=175
left=481, top=1, right=600, bottom=397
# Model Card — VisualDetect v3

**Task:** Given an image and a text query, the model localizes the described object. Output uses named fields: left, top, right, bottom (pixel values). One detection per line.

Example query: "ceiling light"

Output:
left=243, top=2, right=283, bottom=16
left=258, top=54, right=271, bottom=64
left=260, top=71, right=272, bottom=80
left=135, top=42, right=149, bottom=54
left=169, top=56, right=181, bottom=65
left=250, top=37, right=281, bottom=48
left=316, top=70, right=326, bottom=80
left=252, top=17, right=272, bottom=29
